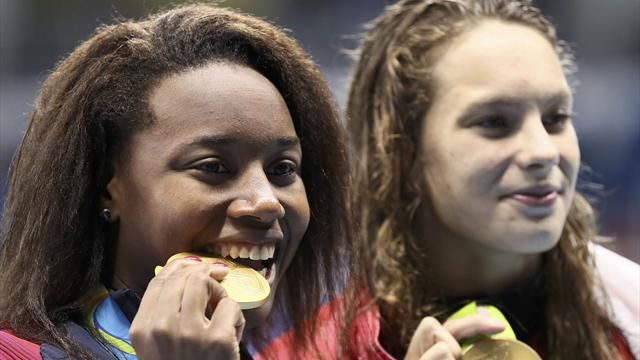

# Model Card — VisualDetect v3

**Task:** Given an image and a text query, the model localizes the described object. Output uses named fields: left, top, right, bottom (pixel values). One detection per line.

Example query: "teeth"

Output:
left=220, top=245, right=229, bottom=258
left=249, top=247, right=261, bottom=260
left=229, top=245, right=239, bottom=259
left=260, top=246, right=270, bottom=260
left=211, top=243, right=276, bottom=261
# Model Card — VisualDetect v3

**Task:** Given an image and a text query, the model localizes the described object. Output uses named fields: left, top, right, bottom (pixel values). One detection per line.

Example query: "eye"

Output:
left=194, top=161, right=229, bottom=174
left=543, top=112, right=572, bottom=134
left=471, top=114, right=514, bottom=138
left=268, top=160, right=298, bottom=177
left=476, top=115, right=510, bottom=129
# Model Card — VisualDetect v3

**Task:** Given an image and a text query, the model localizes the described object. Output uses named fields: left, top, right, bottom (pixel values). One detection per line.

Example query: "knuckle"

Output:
left=148, top=317, right=175, bottom=339
left=208, top=328, right=237, bottom=347
left=191, top=270, right=213, bottom=284
left=429, top=342, right=452, bottom=358
left=419, top=316, right=442, bottom=330
left=225, top=297, right=241, bottom=312
left=128, top=326, right=144, bottom=344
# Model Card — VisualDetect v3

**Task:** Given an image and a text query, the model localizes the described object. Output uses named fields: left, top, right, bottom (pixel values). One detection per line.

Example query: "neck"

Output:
left=416, top=217, right=542, bottom=299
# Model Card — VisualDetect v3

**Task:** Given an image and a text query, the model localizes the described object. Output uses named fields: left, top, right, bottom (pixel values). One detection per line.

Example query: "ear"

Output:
left=100, top=171, right=124, bottom=222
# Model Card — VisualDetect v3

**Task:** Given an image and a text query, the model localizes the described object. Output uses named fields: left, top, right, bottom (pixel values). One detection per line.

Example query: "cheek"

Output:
left=287, top=183, right=311, bottom=240
left=562, top=142, right=581, bottom=180
left=423, top=152, right=503, bottom=233
left=277, top=184, right=310, bottom=275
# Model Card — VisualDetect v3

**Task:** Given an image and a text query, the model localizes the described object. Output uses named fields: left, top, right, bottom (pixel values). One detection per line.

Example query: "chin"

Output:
left=505, top=229, right=562, bottom=254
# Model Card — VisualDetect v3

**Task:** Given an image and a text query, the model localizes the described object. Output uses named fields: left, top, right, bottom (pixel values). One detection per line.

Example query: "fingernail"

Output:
left=185, top=255, right=202, bottom=262
left=490, top=319, right=505, bottom=328
left=213, top=262, right=228, bottom=267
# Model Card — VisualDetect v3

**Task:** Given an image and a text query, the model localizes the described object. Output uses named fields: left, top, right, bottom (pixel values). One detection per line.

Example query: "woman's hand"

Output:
left=404, top=313, right=505, bottom=360
left=129, top=259, right=246, bottom=360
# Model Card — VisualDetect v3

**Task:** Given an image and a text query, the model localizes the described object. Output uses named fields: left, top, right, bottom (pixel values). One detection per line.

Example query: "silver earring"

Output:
left=101, top=208, right=112, bottom=221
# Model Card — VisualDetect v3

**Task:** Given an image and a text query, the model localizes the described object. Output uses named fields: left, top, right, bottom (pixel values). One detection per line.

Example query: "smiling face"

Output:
left=105, top=62, right=309, bottom=328
left=419, top=20, right=580, bottom=255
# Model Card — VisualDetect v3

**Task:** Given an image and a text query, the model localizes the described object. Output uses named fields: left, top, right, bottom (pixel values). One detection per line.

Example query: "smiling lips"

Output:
left=502, top=184, right=562, bottom=208
left=510, top=191, right=558, bottom=206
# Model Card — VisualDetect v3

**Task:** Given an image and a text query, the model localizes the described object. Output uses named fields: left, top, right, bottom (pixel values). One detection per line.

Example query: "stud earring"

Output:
left=101, top=208, right=112, bottom=221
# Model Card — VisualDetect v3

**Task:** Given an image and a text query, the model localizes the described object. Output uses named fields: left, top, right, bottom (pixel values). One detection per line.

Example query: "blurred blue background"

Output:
left=1, top=0, right=638, bottom=262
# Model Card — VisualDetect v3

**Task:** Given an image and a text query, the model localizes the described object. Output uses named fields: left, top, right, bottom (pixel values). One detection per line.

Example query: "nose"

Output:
left=227, top=167, right=285, bottom=224
left=515, top=116, right=560, bottom=177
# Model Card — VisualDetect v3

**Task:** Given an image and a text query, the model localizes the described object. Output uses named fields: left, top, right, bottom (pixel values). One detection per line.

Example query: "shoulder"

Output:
left=591, top=244, right=640, bottom=358
left=254, top=294, right=394, bottom=360
left=0, top=330, right=42, bottom=360
left=591, top=244, right=640, bottom=317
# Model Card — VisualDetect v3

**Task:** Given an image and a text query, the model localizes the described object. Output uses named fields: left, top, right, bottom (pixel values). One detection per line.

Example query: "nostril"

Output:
left=228, top=198, right=285, bottom=223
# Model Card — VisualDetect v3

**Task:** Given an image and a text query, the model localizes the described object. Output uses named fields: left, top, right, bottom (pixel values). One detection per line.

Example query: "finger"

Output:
left=158, top=257, right=206, bottom=278
left=208, top=297, right=246, bottom=341
left=155, top=263, right=198, bottom=314
left=139, top=260, right=216, bottom=322
left=432, top=325, right=461, bottom=358
left=443, top=314, right=505, bottom=341
left=418, top=341, right=458, bottom=360
left=134, top=275, right=173, bottom=325
left=406, top=317, right=460, bottom=360
left=207, top=262, right=230, bottom=282
left=180, top=266, right=229, bottom=319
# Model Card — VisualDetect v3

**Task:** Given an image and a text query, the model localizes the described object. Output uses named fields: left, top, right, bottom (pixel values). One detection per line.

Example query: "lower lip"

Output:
left=510, top=191, right=558, bottom=207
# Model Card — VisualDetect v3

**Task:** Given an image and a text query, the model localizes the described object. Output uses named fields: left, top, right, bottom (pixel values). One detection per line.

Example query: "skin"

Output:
left=103, top=62, right=310, bottom=358
left=407, top=20, right=580, bottom=359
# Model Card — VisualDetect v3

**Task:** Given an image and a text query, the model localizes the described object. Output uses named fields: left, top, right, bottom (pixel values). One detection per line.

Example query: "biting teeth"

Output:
left=220, top=245, right=229, bottom=258
left=249, top=247, right=261, bottom=260
left=229, top=245, right=239, bottom=259
left=212, top=243, right=275, bottom=261
left=260, top=246, right=270, bottom=260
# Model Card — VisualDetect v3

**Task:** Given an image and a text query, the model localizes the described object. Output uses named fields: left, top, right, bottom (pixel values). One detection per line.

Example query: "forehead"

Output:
left=146, top=62, right=295, bottom=141
left=431, top=20, right=569, bottom=99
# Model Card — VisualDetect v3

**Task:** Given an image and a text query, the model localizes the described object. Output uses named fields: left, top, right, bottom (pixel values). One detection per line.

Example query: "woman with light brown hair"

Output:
left=0, top=3, right=352, bottom=359
left=346, top=0, right=639, bottom=358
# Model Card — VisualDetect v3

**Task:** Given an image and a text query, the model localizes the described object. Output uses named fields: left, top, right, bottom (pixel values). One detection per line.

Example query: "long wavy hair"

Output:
left=347, top=0, right=619, bottom=358
left=0, top=3, right=351, bottom=358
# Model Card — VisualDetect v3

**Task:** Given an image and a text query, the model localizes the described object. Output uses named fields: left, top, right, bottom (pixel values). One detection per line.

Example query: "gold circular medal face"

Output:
left=215, top=259, right=271, bottom=310
left=162, top=253, right=271, bottom=310
left=462, top=339, right=542, bottom=360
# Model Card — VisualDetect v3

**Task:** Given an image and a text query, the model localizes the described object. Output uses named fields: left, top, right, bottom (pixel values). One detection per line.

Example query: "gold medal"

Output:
left=155, top=252, right=271, bottom=310
left=449, top=302, right=542, bottom=360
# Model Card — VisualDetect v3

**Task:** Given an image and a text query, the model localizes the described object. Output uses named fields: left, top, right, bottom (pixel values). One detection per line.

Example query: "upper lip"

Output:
left=212, top=228, right=284, bottom=246
left=506, top=184, right=561, bottom=197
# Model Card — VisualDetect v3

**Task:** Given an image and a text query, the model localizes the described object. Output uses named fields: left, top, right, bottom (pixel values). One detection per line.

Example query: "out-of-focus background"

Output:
left=1, top=0, right=638, bottom=261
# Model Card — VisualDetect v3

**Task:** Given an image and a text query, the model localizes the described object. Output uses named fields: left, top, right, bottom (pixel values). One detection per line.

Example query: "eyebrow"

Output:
left=460, top=92, right=572, bottom=118
left=181, top=134, right=300, bottom=150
